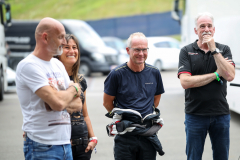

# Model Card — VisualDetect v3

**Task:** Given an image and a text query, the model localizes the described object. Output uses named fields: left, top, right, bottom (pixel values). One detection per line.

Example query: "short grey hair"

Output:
left=126, top=32, right=147, bottom=47
left=195, top=12, right=214, bottom=28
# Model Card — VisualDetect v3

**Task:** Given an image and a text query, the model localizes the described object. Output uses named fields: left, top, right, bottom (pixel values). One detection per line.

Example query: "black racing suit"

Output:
left=106, top=107, right=164, bottom=160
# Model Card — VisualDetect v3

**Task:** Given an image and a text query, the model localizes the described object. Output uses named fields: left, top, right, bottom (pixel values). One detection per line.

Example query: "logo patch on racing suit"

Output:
left=188, top=52, right=198, bottom=55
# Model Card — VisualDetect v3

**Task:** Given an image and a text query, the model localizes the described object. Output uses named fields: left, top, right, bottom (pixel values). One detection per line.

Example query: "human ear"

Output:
left=126, top=47, right=130, bottom=55
left=194, top=28, right=197, bottom=35
left=42, top=33, right=48, bottom=42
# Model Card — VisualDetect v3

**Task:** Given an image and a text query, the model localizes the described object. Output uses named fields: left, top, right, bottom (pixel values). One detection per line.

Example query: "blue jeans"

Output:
left=185, top=114, right=230, bottom=160
left=24, top=135, right=73, bottom=160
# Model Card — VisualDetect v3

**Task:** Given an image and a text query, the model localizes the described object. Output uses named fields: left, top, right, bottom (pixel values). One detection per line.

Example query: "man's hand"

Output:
left=225, top=57, right=234, bottom=65
left=49, top=81, right=58, bottom=91
left=202, top=35, right=216, bottom=52
left=69, top=82, right=81, bottom=97
left=85, top=141, right=97, bottom=153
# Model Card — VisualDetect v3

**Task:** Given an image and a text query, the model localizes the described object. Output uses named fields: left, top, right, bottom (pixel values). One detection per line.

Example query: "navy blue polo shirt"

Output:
left=178, top=40, right=235, bottom=115
left=104, top=63, right=165, bottom=118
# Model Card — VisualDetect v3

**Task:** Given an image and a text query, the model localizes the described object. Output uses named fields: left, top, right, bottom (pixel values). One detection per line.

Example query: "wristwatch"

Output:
left=211, top=48, right=220, bottom=55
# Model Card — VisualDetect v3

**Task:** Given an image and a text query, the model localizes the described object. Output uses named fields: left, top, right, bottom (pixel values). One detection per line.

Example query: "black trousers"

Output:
left=114, top=135, right=156, bottom=160
left=72, top=144, right=92, bottom=160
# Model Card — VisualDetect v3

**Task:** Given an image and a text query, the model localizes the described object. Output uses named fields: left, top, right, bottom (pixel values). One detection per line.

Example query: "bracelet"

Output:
left=90, top=139, right=98, bottom=144
left=70, top=85, right=78, bottom=97
left=89, top=137, right=97, bottom=141
left=89, top=137, right=98, bottom=144
left=214, top=72, right=220, bottom=81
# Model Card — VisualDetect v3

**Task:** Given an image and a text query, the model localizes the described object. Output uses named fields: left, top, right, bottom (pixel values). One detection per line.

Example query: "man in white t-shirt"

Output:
left=16, top=17, right=82, bottom=160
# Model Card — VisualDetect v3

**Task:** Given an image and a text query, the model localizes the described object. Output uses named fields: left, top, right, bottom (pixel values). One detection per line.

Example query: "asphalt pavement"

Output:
left=0, top=70, right=240, bottom=160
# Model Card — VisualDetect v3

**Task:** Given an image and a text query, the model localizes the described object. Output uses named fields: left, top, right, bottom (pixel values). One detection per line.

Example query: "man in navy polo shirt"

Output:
left=103, top=32, right=165, bottom=160
left=178, top=12, right=235, bottom=160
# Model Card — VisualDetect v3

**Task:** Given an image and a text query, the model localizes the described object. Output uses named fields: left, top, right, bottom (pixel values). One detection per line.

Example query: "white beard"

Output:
left=53, top=46, right=63, bottom=56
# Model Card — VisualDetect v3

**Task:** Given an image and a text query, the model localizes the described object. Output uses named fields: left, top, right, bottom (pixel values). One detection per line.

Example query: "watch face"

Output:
left=216, top=48, right=220, bottom=53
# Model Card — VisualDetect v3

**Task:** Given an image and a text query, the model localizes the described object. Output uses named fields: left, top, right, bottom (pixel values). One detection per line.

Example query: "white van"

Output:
left=6, top=19, right=118, bottom=76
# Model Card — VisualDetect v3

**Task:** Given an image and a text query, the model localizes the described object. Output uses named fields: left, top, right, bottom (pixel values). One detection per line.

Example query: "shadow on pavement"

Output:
left=230, top=111, right=240, bottom=126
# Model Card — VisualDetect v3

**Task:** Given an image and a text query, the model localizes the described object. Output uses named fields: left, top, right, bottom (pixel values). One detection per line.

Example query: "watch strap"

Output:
left=211, top=48, right=220, bottom=55
left=211, top=51, right=217, bottom=55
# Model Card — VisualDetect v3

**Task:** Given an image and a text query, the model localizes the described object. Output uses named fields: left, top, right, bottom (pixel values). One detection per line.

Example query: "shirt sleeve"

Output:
left=155, top=70, right=165, bottom=95
left=104, top=71, right=118, bottom=96
left=221, top=45, right=235, bottom=67
left=19, top=63, right=49, bottom=93
left=178, top=47, right=192, bottom=78
left=79, top=75, right=87, bottom=92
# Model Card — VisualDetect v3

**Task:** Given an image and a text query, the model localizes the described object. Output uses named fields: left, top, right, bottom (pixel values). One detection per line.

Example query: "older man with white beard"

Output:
left=177, top=12, right=235, bottom=160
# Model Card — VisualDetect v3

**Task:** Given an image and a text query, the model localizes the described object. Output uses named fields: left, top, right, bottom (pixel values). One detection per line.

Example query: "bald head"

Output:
left=33, top=17, right=66, bottom=59
left=126, top=32, right=147, bottom=48
left=35, top=17, right=64, bottom=41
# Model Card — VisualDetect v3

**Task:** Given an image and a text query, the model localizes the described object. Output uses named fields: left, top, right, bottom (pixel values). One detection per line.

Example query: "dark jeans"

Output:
left=72, top=144, right=92, bottom=160
left=185, top=114, right=230, bottom=160
left=114, top=135, right=156, bottom=160
left=24, top=136, right=73, bottom=160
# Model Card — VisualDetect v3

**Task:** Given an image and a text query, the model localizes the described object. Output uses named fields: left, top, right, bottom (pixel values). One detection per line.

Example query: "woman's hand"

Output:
left=85, top=141, right=97, bottom=153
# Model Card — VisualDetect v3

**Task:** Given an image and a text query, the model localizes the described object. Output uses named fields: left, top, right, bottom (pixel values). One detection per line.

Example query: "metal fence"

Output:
left=86, top=11, right=180, bottom=39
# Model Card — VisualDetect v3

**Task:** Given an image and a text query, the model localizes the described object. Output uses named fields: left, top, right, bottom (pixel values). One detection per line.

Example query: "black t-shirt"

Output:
left=69, top=74, right=88, bottom=139
left=178, top=40, right=235, bottom=115
left=104, top=63, right=165, bottom=118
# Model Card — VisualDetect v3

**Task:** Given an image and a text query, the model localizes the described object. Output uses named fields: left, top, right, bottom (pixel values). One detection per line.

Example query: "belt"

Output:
left=71, top=137, right=88, bottom=146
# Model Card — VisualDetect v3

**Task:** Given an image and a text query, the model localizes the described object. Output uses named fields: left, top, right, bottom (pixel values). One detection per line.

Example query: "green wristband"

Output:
left=214, top=72, right=220, bottom=81
left=71, top=85, right=78, bottom=97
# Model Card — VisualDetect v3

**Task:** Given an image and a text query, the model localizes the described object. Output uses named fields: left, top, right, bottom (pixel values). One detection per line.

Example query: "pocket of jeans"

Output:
left=23, top=145, right=28, bottom=153
left=33, top=141, right=53, bottom=152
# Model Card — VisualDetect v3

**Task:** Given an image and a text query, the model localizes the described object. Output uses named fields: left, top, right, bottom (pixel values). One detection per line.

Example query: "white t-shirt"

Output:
left=16, top=54, right=71, bottom=145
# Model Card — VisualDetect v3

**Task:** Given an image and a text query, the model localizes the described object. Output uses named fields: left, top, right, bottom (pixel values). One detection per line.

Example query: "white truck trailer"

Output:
left=172, top=0, right=240, bottom=114
left=0, top=0, right=11, bottom=101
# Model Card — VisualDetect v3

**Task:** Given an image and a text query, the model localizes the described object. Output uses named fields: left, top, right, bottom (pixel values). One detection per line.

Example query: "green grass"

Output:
left=8, top=0, right=181, bottom=39
left=9, top=0, right=176, bottom=20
